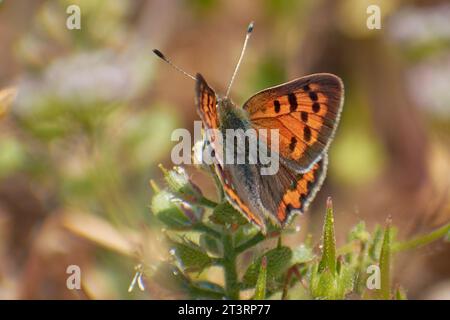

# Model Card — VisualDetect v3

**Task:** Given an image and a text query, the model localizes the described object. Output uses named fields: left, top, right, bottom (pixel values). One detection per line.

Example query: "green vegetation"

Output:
left=149, top=165, right=450, bottom=299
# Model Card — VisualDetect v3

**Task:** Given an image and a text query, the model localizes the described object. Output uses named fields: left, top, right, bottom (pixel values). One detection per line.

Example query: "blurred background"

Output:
left=0, top=0, right=449, bottom=299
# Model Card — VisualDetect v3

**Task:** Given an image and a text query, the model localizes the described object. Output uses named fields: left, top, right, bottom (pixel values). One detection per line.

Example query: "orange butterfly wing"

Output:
left=243, top=73, right=344, bottom=172
left=277, top=155, right=328, bottom=226
left=253, top=153, right=328, bottom=227
left=195, top=74, right=266, bottom=231
left=195, top=73, right=219, bottom=130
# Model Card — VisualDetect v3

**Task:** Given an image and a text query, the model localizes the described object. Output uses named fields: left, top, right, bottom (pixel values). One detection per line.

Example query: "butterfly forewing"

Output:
left=195, top=73, right=219, bottom=130
left=243, top=73, right=343, bottom=172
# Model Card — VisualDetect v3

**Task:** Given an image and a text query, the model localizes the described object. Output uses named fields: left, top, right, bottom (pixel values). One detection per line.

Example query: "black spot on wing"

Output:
left=301, top=111, right=308, bottom=122
left=288, top=93, right=298, bottom=112
left=312, top=102, right=320, bottom=113
left=303, top=126, right=312, bottom=142
left=289, top=137, right=297, bottom=152
left=274, top=100, right=281, bottom=113
left=309, top=91, right=318, bottom=101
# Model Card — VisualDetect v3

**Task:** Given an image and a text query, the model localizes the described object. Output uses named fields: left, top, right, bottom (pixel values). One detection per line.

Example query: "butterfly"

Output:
left=154, top=22, right=344, bottom=234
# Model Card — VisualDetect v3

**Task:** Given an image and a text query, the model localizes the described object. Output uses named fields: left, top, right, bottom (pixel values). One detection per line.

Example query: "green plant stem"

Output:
left=235, top=233, right=265, bottom=253
left=192, top=223, right=221, bottom=239
left=222, top=232, right=239, bottom=299
left=379, top=223, right=391, bottom=300
left=392, top=222, right=450, bottom=253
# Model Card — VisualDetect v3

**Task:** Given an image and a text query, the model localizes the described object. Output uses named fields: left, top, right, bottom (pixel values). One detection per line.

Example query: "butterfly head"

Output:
left=217, top=96, right=234, bottom=110
left=217, top=96, right=249, bottom=125
left=217, top=96, right=236, bottom=120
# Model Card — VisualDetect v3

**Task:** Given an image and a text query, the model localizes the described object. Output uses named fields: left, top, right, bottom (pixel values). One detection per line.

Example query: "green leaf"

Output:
left=189, top=281, right=226, bottom=299
left=199, top=233, right=223, bottom=256
left=152, top=263, right=226, bottom=299
left=234, top=225, right=260, bottom=249
left=243, top=246, right=292, bottom=289
left=379, top=220, right=392, bottom=299
left=318, top=197, right=337, bottom=275
left=210, top=201, right=248, bottom=226
left=151, top=190, right=193, bottom=229
left=254, top=256, right=267, bottom=300
left=336, top=262, right=354, bottom=299
left=311, top=267, right=337, bottom=300
left=169, top=238, right=212, bottom=272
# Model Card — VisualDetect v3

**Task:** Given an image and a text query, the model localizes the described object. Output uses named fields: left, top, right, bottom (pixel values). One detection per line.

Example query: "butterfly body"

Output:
left=217, top=98, right=251, bottom=134
left=212, top=97, right=267, bottom=226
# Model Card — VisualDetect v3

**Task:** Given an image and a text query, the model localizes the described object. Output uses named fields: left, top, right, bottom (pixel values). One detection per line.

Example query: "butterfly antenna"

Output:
left=152, top=49, right=196, bottom=81
left=225, top=21, right=254, bottom=98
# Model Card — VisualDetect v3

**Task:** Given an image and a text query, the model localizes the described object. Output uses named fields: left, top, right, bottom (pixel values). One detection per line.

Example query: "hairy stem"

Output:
left=235, top=232, right=265, bottom=254
left=222, top=232, right=239, bottom=299
left=192, top=223, right=221, bottom=239
left=392, top=222, right=450, bottom=252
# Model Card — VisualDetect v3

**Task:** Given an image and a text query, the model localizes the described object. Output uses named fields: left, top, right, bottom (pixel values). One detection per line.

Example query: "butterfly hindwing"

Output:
left=277, top=154, right=328, bottom=226
left=243, top=73, right=343, bottom=172
left=218, top=165, right=267, bottom=232
left=250, top=153, right=328, bottom=227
